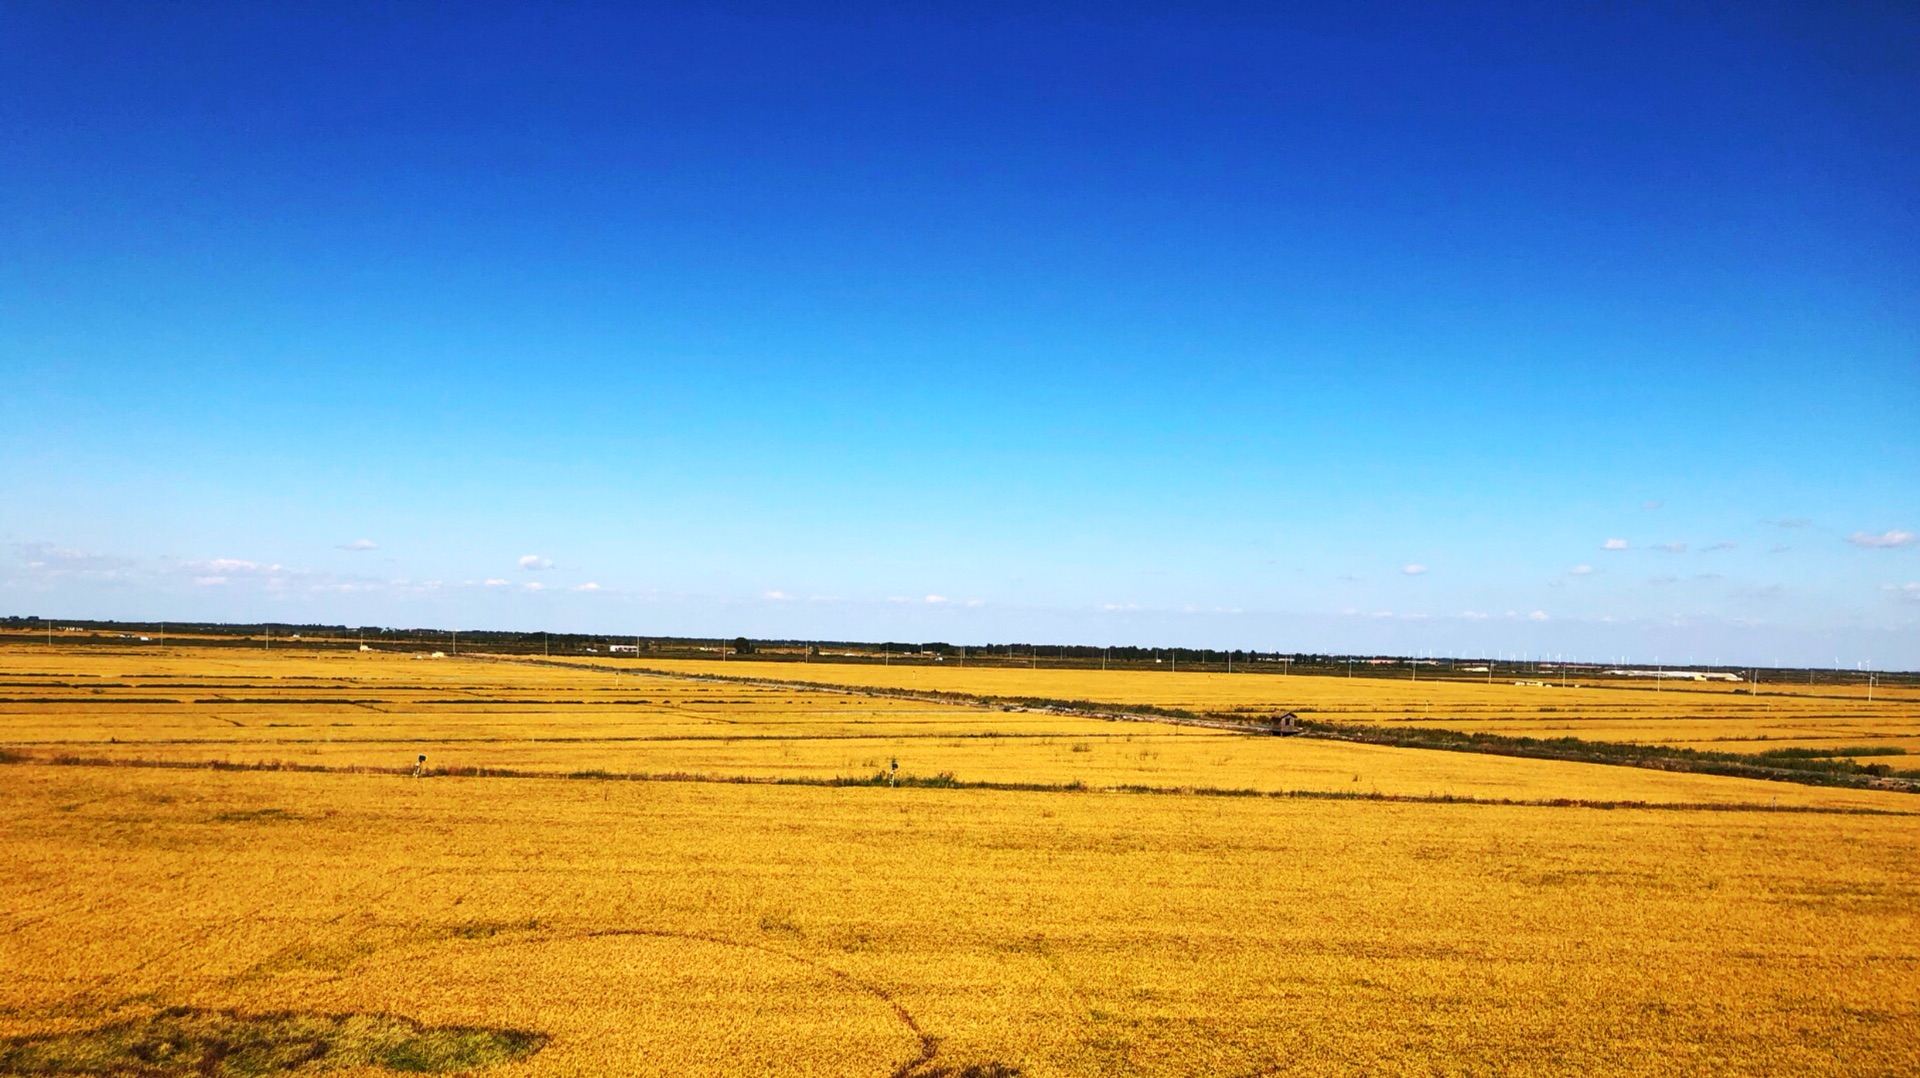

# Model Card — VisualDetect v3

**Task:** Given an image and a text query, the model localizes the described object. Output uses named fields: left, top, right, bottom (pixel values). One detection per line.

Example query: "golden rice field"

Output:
left=621, top=657, right=1920, bottom=755
left=2, top=644, right=1918, bottom=1076
left=0, top=647, right=1911, bottom=809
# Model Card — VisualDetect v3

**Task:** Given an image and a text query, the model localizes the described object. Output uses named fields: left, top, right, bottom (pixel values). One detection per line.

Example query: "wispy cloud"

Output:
left=1601, top=538, right=1629, bottom=551
left=186, top=557, right=285, bottom=576
left=1649, top=574, right=1679, bottom=585
left=764, top=589, right=794, bottom=601
left=1568, top=564, right=1594, bottom=576
left=1652, top=542, right=1687, bottom=554
left=518, top=554, right=553, bottom=570
left=336, top=539, right=379, bottom=551
left=1772, top=518, right=1811, bottom=528
left=11, top=543, right=133, bottom=579
left=573, top=582, right=602, bottom=593
left=1886, top=583, right=1920, bottom=604
left=1528, top=610, right=1548, bottom=621
left=1402, top=564, right=1427, bottom=576
left=484, top=578, right=510, bottom=587
left=1704, top=541, right=1736, bottom=551
left=1848, top=530, right=1915, bottom=549
left=1643, top=499, right=1663, bottom=511
left=924, top=594, right=948, bottom=604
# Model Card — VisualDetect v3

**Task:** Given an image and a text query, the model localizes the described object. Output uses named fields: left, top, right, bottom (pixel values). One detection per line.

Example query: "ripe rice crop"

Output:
left=1, top=645, right=1916, bottom=1075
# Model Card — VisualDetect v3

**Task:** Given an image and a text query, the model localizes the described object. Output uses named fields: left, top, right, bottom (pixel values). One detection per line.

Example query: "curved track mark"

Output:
left=580, top=926, right=939, bottom=1078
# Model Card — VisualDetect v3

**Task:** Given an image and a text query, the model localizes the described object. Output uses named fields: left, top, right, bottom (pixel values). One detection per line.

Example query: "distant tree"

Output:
left=732, top=636, right=753, bottom=655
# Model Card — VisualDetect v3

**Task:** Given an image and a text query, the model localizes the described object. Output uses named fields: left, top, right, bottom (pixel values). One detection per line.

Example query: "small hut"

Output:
left=1267, top=711, right=1301, bottom=736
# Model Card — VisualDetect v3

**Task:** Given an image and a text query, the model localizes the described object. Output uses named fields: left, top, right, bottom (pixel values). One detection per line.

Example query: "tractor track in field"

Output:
left=580, top=926, right=941, bottom=1078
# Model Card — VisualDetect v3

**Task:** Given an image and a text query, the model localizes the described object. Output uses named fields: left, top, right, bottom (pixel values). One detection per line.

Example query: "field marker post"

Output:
left=414, top=754, right=426, bottom=778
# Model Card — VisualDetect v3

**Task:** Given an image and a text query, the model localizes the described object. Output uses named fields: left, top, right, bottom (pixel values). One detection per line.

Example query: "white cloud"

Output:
left=1886, top=583, right=1920, bottom=604
left=1101, top=602, right=1141, bottom=612
left=1402, top=564, right=1427, bottom=575
left=1601, top=538, right=1629, bottom=551
left=10, top=543, right=134, bottom=582
left=337, top=539, right=379, bottom=551
left=1528, top=610, right=1549, bottom=621
left=1848, top=530, right=1915, bottom=549
left=1568, top=564, right=1594, bottom=576
left=13, top=543, right=133, bottom=572
left=1460, top=610, right=1490, bottom=620
left=192, top=576, right=229, bottom=587
left=484, top=578, right=509, bottom=587
left=197, top=557, right=275, bottom=574
left=518, top=554, right=553, bottom=570
left=924, top=594, right=948, bottom=604
left=573, top=582, right=602, bottom=593
left=764, top=589, right=793, bottom=601
left=1652, top=542, right=1687, bottom=554
left=523, top=582, right=546, bottom=592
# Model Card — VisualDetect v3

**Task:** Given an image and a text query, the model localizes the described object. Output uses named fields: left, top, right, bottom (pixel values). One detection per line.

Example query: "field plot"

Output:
left=3, top=762, right=1917, bottom=1077
left=0, top=647, right=1912, bottom=809
left=621, top=658, right=1920, bottom=755
left=2, top=645, right=1918, bottom=1077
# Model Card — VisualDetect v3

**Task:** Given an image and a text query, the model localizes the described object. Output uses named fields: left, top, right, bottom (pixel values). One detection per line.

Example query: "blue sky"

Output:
left=3, top=3, right=1916, bottom=667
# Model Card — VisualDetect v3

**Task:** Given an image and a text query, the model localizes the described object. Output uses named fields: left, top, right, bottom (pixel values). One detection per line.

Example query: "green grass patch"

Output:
left=0, top=1007, right=545, bottom=1076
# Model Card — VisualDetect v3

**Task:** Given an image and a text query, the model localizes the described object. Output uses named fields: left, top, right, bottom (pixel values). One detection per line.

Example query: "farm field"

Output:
left=0, top=647, right=1912, bottom=809
left=620, top=657, right=1920, bottom=755
left=2, top=645, right=1918, bottom=1077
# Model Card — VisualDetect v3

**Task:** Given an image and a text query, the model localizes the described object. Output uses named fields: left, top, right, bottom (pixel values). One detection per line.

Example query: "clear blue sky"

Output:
left=3, top=3, right=1916, bottom=667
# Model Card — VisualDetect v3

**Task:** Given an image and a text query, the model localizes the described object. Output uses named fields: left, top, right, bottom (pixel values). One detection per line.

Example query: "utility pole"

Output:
left=544, top=631, right=549, bottom=657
